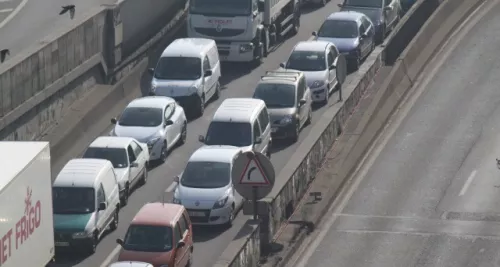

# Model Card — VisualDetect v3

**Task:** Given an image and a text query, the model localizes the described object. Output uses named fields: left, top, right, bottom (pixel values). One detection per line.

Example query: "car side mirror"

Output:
left=337, top=3, right=343, bottom=7
left=165, top=120, right=174, bottom=126
left=148, top=68, right=155, bottom=75
left=361, top=33, right=368, bottom=38
left=254, top=136, right=262, bottom=144
left=279, top=62, right=286, bottom=68
left=116, top=238, right=124, bottom=246
left=111, top=118, right=117, bottom=124
left=198, top=135, right=205, bottom=143
left=329, top=64, right=336, bottom=70
left=384, top=6, right=392, bottom=11
left=257, top=0, right=264, bottom=12
left=299, top=99, right=307, bottom=106
left=98, top=202, right=107, bottom=211
left=177, top=240, right=185, bottom=249
left=204, top=70, right=212, bottom=76
left=130, top=162, right=139, bottom=168
left=312, top=31, right=318, bottom=36
left=173, top=175, right=180, bottom=183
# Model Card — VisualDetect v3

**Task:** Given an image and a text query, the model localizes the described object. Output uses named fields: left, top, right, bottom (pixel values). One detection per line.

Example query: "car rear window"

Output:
left=123, top=225, right=173, bottom=252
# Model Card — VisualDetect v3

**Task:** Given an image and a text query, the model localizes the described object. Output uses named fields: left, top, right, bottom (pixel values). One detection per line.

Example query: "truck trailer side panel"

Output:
left=0, top=142, right=54, bottom=267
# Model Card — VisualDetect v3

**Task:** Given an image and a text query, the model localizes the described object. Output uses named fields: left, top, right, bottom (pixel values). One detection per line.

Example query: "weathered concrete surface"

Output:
left=213, top=220, right=261, bottom=267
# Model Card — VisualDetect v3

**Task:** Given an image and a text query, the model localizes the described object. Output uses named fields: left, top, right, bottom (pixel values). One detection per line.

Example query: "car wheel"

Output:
left=196, top=95, right=205, bottom=117
left=214, top=82, right=221, bottom=100
left=376, top=24, right=386, bottom=44
left=266, top=148, right=272, bottom=159
left=306, top=108, right=312, bottom=126
left=88, top=233, right=98, bottom=255
left=321, top=86, right=329, bottom=105
left=291, top=122, right=300, bottom=143
left=159, top=142, right=168, bottom=163
left=319, top=0, right=326, bottom=7
left=179, top=121, right=187, bottom=145
left=139, top=168, right=148, bottom=186
left=110, top=209, right=119, bottom=231
left=187, top=249, right=193, bottom=267
left=225, top=205, right=235, bottom=228
left=120, top=185, right=129, bottom=206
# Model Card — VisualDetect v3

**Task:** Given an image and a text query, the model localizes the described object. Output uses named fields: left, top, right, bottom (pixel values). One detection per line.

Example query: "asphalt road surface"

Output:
left=0, top=0, right=112, bottom=61
left=47, top=0, right=375, bottom=266
left=292, top=1, right=500, bottom=266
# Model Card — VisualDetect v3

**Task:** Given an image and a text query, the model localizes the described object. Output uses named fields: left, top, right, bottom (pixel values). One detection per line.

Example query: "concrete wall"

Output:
left=213, top=220, right=261, bottom=267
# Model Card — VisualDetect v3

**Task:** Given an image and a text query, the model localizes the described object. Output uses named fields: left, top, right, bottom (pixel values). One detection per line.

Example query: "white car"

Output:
left=110, top=96, right=187, bottom=163
left=280, top=40, right=345, bottom=104
left=173, top=145, right=243, bottom=227
left=109, top=262, right=153, bottom=267
left=83, top=136, right=150, bottom=206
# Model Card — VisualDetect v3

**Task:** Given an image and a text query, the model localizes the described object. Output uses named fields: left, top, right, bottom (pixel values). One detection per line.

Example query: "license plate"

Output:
left=271, top=127, right=277, bottom=133
left=189, top=211, right=205, bottom=217
left=55, top=242, right=70, bottom=247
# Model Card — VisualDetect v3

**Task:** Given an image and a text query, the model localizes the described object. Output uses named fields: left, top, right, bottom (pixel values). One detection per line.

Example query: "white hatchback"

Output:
left=110, top=96, right=187, bottom=163
left=83, top=136, right=149, bottom=206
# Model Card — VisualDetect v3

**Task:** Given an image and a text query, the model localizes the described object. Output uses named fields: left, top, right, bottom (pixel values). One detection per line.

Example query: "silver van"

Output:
left=199, top=98, right=272, bottom=158
left=149, top=38, right=222, bottom=117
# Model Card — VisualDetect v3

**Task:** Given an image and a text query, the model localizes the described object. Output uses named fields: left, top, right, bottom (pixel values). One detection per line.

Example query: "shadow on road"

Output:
left=192, top=225, right=227, bottom=242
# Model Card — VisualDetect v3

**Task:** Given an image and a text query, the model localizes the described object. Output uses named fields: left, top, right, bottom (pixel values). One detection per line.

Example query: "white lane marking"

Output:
left=100, top=245, right=121, bottom=267
left=0, top=8, right=13, bottom=13
left=459, top=170, right=477, bottom=196
left=165, top=181, right=178, bottom=192
left=0, top=0, right=28, bottom=29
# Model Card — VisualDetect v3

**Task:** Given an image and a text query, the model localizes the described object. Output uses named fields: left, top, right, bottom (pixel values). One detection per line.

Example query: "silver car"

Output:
left=253, top=70, right=312, bottom=143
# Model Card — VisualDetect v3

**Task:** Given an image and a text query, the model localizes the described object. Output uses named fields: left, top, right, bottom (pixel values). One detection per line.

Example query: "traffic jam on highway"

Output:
left=0, top=0, right=417, bottom=267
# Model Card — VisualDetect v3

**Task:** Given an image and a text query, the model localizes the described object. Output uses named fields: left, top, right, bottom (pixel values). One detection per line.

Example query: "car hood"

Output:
left=316, top=37, right=359, bottom=53
left=53, top=213, right=93, bottom=232
left=301, top=70, right=328, bottom=87
left=268, top=108, right=296, bottom=123
left=177, top=184, right=229, bottom=201
left=114, top=125, right=162, bottom=143
left=151, top=78, right=197, bottom=97
left=341, top=6, right=382, bottom=25
left=118, top=249, right=172, bottom=266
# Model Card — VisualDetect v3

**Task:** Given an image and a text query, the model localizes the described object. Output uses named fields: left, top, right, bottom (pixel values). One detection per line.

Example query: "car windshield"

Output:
left=181, top=161, right=231, bottom=188
left=52, top=187, right=95, bottom=214
left=205, top=122, right=252, bottom=147
left=254, top=83, right=296, bottom=108
left=118, top=107, right=163, bottom=127
left=83, top=147, right=128, bottom=168
left=343, top=0, right=383, bottom=8
left=190, top=0, right=251, bottom=16
left=123, top=225, right=173, bottom=252
left=286, top=51, right=326, bottom=71
left=318, top=20, right=359, bottom=39
left=153, top=57, right=201, bottom=80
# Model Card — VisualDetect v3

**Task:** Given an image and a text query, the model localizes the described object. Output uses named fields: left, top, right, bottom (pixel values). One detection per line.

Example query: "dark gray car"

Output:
left=338, top=0, right=401, bottom=43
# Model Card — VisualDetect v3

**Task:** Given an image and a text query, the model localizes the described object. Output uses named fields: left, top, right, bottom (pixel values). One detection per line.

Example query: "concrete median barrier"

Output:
left=0, top=0, right=186, bottom=149
left=209, top=0, right=489, bottom=265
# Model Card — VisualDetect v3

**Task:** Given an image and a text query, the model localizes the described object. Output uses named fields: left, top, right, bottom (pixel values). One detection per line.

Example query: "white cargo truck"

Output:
left=0, top=142, right=54, bottom=267
left=187, top=0, right=301, bottom=63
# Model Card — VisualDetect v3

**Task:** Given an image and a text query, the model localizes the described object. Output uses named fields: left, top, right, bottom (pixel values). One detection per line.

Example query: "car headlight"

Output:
left=147, top=137, right=161, bottom=146
left=311, top=80, right=325, bottom=88
left=72, top=232, right=91, bottom=239
left=279, top=116, right=293, bottom=125
left=213, top=196, right=228, bottom=209
left=173, top=197, right=181, bottom=204
left=239, top=43, right=254, bottom=53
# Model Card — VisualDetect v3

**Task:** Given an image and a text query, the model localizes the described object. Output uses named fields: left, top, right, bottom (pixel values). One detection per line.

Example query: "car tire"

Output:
left=319, top=0, right=327, bottom=7
left=87, top=233, right=98, bottom=255
left=376, top=24, right=386, bottom=44
left=110, top=209, right=119, bottom=231
left=120, top=185, right=129, bottom=206
left=159, top=141, right=168, bottom=163
left=195, top=95, right=205, bottom=117
left=321, top=86, right=329, bottom=105
left=306, top=108, right=312, bottom=126
left=187, top=250, right=193, bottom=267
left=214, top=82, right=221, bottom=100
left=225, top=205, right=235, bottom=228
left=179, top=121, right=187, bottom=145
left=139, top=168, right=148, bottom=186
left=290, top=122, right=300, bottom=143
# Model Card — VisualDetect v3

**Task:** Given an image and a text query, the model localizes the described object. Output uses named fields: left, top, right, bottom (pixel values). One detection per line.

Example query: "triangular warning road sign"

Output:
left=239, top=157, right=270, bottom=186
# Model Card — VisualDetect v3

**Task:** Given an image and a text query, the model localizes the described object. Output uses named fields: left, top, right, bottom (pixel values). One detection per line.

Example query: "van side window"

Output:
left=297, top=80, right=305, bottom=102
left=361, top=17, right=371, bottom=32
left=179, top=214, right=188, bottom=235
left=359, top=23, right=366, bottom=36
left=130, top=141, right=143, bottom=159
left=258, top=107, right=270, bottom=132
left=174, top=223, right=182, bottom=243
left=97, top=184, right=106, bottom=204
left=253, top=121, right=261, bottom=141
left=330, top=46, right=338, bottom=59
left=164, top=103, right=174, bottom=121
left=327, top=51, right=334, bottom=67
left=203, top=56, right=211, bottom=71
left=127, top=145, right=137, bottom=163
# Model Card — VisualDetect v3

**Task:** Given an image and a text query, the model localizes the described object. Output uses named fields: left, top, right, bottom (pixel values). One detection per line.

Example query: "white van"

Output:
left=52, top=159, right=121, bottom=254
left=199, top=98, right=272, bottom=157
left=149, top=38, right=222, bottom=117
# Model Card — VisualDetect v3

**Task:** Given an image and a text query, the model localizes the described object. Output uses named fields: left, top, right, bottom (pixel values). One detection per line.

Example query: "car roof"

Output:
left=326, top=11, right=364, bottom=22
left=131, top=202, right=184, bottom=227
left=212, top=98, right=265, bottom=123
left=293, top=40, right=331, bottom=52
left=260, top=70, right=302, bottom=86
left=54, top=159, right=112, bottom=188
left=126, top=96, right=174, bottom=109
left=109, top=262, right=153, bottom=267
left=89, top=136, right=135, bottom=149
left=189, top=145, right=241, bottom=163
left=161, top=38, right=215, bottom=58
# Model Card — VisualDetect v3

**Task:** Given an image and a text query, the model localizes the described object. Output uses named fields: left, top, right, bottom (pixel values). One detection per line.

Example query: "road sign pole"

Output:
left=252, top=186, right=258, bottom=220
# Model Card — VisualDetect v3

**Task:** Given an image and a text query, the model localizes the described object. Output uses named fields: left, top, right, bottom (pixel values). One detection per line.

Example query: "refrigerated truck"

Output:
left=186, top=0, right=301, bottom=63
left=0, top=142, right=54, bottom=267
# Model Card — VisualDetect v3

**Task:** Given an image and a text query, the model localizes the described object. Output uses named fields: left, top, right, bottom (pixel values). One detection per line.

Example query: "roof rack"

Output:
left=260, top=76, right=297, bottom=81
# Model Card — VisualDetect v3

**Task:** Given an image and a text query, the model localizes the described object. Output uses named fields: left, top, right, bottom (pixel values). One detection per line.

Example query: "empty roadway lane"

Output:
left=48, top=0, right=369, bottom=266
left=292, top=1, right=500, bottom=266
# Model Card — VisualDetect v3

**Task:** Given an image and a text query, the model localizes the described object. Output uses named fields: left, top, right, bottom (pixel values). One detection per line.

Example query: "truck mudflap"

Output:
left=336, top=55, right=348, bottom=85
